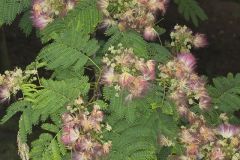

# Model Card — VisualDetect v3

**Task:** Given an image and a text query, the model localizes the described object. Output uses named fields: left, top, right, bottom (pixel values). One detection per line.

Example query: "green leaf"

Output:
left=0, top=0, right=30, bottom=25
left=32, top=77, right=90, bottom=122
left=105, top=115, right=157, bottom=160
left=174, top=0, right=208, bottom=26
left=51, top=139, right=61, bottom=160
left=41, top=123, right=59, bottom=133
left=154, top=26, right=166, bottom=35
left=40, top=0, right=102, bottom=42
left=208, top=73, right=240, bottom=113
left=102, top=28, right=149, bottom=58
left=38, top=29, right=99, bottom=71
left=147, top=43, right=171, bottom=63
left=19, top=10, right=32, bottom=36
left=19, top=108, right=33, bottom=142
left=1, top=100, right=30, bottom=124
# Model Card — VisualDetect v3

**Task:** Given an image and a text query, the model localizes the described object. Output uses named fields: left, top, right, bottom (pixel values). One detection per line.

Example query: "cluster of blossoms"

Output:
left=101, top=44, right=156, bottom=100
left=97, top=0, right=169, bottom=40
left=61, top=97, right=111, bottom=160
left=31, top=0, right=78, bottom=29
left=0, top=68, right=37, bottom=104
left=170, top=25, right=208, bottom=52
left=176, top=113, right=240, bottom=160
left=158, top=52, right=211, bottom=115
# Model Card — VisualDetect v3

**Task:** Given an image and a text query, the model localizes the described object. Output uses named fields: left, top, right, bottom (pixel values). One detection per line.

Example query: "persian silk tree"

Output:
left=1, top=0, right=240, bottom=160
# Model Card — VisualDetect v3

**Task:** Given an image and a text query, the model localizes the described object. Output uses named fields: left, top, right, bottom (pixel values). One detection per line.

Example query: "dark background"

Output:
left=0, top=0, right=240, bottom=159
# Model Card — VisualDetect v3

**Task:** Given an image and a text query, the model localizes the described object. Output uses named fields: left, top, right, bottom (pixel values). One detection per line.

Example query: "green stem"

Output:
left=88, top=57, right=101, bottom=71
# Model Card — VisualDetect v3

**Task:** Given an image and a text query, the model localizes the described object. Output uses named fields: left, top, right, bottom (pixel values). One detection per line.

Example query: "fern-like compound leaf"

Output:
left=32, top=78, right=90, bottom=122
left=102, top=28, right=149, bottom=58
left=38, top=29, right=100, bottom=71
left=19, top=107, right=33, bottom=142
left=0, top=100, right=31, bottom=124
left=30, top=132, right=65, bottom=160
left=174, top=0, right=208, bottom=26
left=208, top=73, right=240, bottom=113
left=19, top=11, right=33, bottom=36
left=0, top=0, right=30, bottom=25
left=40, top=0, right=102, bottom=43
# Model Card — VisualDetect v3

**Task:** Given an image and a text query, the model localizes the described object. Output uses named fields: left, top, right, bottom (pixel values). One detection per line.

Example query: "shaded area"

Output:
left=164, top=0, right=240, bottom=78
left=0, top=18, right=42, bottom=160
left=0, top=0, right=240, bottom=159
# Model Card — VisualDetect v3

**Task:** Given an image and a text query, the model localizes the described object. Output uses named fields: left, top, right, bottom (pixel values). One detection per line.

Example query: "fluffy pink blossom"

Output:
left=199, top=94, right=211, bottom=110
left=170, top=90, right=188, bottom=108
left=157, top=0, right=169, bottom=14
left=115, top=53, right=136, bottom=66
left=61, top=99, right=110, bottom=160
left=31, top=0, right=78, bottom=29
left=61, top=113, right=74, bottom=124
left=180, top=129, right=196, bottom=144
left=61, top=128, right=79, bottom=145
left=101, top=67, right=115, bottom=85
left=136, top=60, right=156, bottom=80
left=199, top=126, right=215, bottom=142
left=102, top=142, right=112, bottom=154
left=90, top=106, right=104, bottom=122
left=75, top=136, right=94, bottom=152
left=72, top=152, right=90, bottom=160
left=89, top=106, right=104, bottom=132
left=119, top=72, right=135, bottom=88
left=187, top=74, right=203, bottom=90
left=129, top=76, right=149, bottom=97
left=31, top=14, right=53, bottom=30
left=148, top=0, right=169, bottom=13
left=80, top=114, right=93, bottom=132
left=99, top=18, right=116, bottom=29
left=216, top=124, right=240, bottom=138
left=92, top=143, right=104, bottom=157
left=186, top=144, right=199, bottom=157
left=193, top=33, right=208, bottom=48
left=177, top=53, right=196, bottom=71
left=146, top=60, right=156, bottom=80
left=210, top=147, right=225, bottom=160
left=143, top=26, right=158, bottom=41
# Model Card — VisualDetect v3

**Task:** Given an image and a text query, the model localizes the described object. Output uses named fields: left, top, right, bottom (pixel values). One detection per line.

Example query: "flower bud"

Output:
left=143, top=26, right=158, bottom=41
